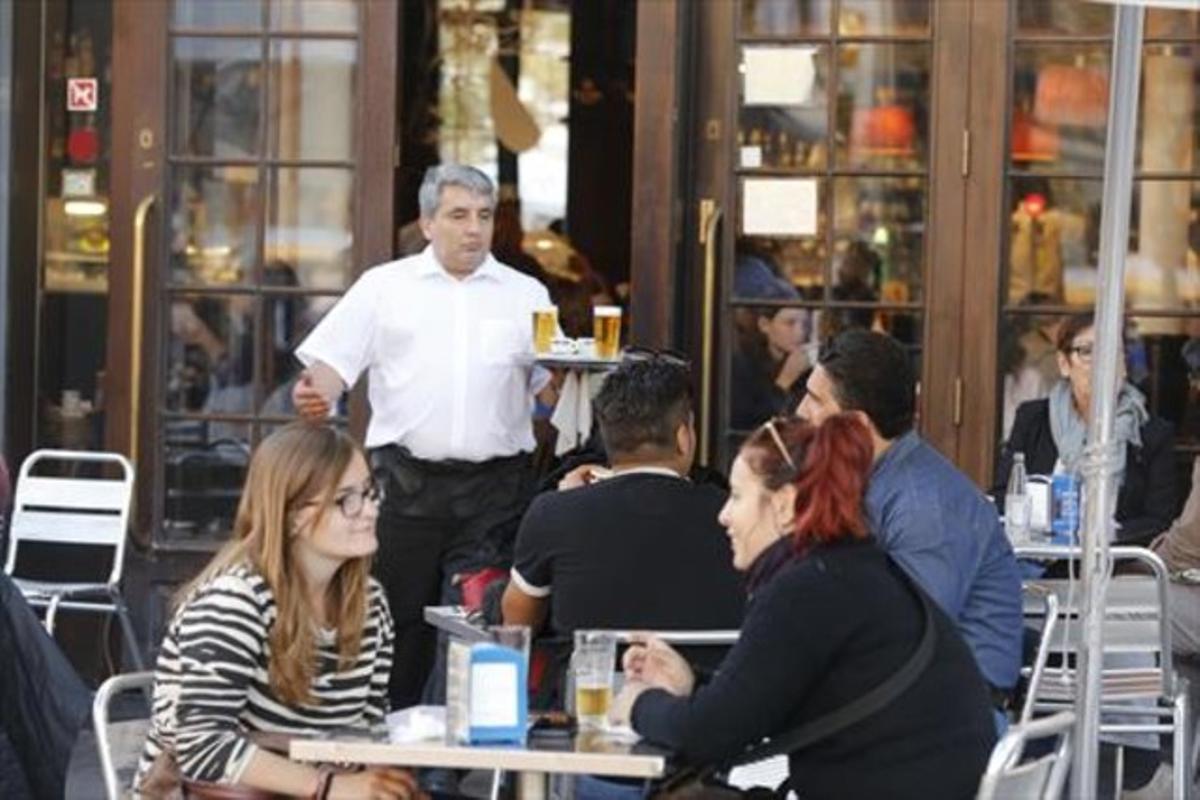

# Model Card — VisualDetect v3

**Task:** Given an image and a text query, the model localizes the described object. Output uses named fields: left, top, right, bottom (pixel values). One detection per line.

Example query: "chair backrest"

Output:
left=93, top=671, right=154, bottom=800
left=4, top=449, right=135, bottom=587
left=1020, top=589, right=1059, bottom=724
left=976, top=710, right=1074, bottom=800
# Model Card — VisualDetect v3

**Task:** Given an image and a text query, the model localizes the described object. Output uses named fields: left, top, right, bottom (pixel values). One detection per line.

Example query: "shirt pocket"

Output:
left=479, top=318, right=525, bottom=366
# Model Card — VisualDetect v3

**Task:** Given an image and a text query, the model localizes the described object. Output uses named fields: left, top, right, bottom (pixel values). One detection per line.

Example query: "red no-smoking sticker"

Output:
left=67, top=78, right=98, bottom=112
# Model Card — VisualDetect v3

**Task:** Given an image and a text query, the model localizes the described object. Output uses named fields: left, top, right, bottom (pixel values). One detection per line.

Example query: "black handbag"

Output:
left=653, top=568, right=938, bottom=799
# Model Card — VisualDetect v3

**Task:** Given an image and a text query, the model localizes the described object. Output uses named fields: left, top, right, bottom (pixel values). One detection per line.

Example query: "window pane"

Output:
left=1147, top=8, right=1200, bottom=38
left=736, top=178, right=827, bottom=297
left=836, top=43, right=930, bottom=170
left=259, top=291, right=317, bottom=417
left=168, top=165, right=261, bottom=287
left=174, top=0, right=263, bottom=29
left=268, top=39, right=357, bottom=161
left=1137, top=44, right=1197, bottom=175
left=270, top=0, right=358, bottom=32
left=741, top=0, right=831, bottom=37
left=739, top=46, right=829, bottom=171
left=833, top=176, right=925, bottom=304
left=728, top=304, right=816, bottom=430
left=838, top=0, right=929, bottom=36
left=1011, top=44, right=1110, bottom=174
left=171, top=37, right=263, bottom=158
left=1016, top=0, right=1111, bottom=36
left=165, top=293, right=257, bottom=416
left=266, top=167, right=354, bottom=290
left=997, top=309, right=1060, bottom=442
left=1129, top=180, right=1198, bottom=313
left=163, top=437, right=251, bottom=543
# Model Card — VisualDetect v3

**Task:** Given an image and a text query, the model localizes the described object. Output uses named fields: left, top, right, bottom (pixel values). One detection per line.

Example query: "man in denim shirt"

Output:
left=797, top=330, right=1022, bottom=707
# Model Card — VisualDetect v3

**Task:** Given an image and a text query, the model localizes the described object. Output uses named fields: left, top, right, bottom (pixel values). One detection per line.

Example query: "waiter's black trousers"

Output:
left=371, top=445, right=533, bottom=710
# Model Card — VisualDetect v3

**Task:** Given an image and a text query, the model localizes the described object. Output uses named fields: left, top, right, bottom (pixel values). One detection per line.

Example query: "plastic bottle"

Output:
left=1005, top=452, right=1031, bottom=544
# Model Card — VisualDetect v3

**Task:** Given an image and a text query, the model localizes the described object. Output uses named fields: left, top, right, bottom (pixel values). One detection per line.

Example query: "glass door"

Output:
left=109, top=0, right=396, bottom=549
left=686, top=0, right=968, bottom=467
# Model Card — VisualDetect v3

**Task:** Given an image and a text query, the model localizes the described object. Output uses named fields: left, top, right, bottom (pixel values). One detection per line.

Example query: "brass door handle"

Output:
left=130, top=194, right=156, bottom=467
left=699, top=200, right=722, bottom=466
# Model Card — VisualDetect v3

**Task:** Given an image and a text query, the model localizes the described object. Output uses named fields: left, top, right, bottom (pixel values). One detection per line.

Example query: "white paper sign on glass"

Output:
left=743, top=47, right=817, bottom=106
left=742, top=177, right=818, bottom=237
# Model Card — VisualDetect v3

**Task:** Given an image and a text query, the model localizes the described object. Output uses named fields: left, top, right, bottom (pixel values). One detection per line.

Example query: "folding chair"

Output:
left=3, top=449, right=143, bottom=671
left=976, top=710, right=1074, bottom=800
left=93, top=671, right=154, bottom=800
left=1017, top=545, right=1194, bottom=800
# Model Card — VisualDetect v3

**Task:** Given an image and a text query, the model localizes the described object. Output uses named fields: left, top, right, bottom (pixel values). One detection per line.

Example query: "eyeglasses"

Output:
left=622, top=346, right=691, bottom=369
left=762, top=418, right=796, bottom=470
left=1068, top=343, right=1094, bottom=362
left=329, top=479, right=385, bottom=519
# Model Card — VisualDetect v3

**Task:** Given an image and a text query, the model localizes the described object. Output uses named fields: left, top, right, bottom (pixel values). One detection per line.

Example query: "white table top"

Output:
left=290, top=730, right=668, bottom=778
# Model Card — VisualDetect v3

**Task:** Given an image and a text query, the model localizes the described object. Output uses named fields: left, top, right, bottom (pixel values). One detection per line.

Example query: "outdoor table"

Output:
left=290, top=724, right=668, bottom=800
left=424, top=605, right=740, bottom=646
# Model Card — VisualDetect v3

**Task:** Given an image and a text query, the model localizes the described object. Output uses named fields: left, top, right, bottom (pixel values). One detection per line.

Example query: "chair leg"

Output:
left=44, top=592, right=64, bottom=634
left=1174, top=689, right=1190, bottom=800
left=490, top=769, right=504, bottom=800
left=112, top=594, right=145, bottom=672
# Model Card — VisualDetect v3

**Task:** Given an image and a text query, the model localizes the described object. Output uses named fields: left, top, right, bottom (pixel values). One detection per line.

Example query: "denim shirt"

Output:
left=866, top=431, right=1023, bottom=690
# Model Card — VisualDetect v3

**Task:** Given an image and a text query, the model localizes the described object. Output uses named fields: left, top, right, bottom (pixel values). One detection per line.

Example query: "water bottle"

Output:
left=1005, top=452, right=1031, bottom=543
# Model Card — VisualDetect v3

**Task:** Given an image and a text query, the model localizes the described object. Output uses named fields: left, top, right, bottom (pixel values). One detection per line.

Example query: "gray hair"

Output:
left=417, top=164, right=496, bottom=217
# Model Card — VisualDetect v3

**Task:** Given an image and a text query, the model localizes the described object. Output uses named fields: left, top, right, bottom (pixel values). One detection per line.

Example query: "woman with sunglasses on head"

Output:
left=136, top=423, right=421, bottom=800
left=610, top=414, right=996, bottom=800
left=996, top=311, right=1178, bottom=545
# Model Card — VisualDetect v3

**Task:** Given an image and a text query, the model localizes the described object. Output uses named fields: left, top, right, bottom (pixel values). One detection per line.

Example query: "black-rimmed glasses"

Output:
left=329, top=479, right=385, bottom=519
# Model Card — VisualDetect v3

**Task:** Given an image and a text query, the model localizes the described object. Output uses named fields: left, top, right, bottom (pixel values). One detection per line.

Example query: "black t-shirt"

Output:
left=511, top=472, right=746, bottom=636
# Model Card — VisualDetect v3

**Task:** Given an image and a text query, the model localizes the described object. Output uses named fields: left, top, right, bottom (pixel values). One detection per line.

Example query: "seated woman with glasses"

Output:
left=136, top=423, right=421, bottom=800
left=610, top=415, right=996, bottom=799
left=995, top=311, right=1178, bottom=546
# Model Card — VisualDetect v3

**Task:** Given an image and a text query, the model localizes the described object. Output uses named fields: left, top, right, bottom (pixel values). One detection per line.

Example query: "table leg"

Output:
left=516, top=771, right=548, bottom=800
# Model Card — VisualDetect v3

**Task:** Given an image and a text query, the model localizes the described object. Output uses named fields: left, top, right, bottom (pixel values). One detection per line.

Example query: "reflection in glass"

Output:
left=1130, top=180, right=1199, bottom=313
left=165, top=293, right=257, bottom=417
left=1137, top=45, right=1197, bottom=175
left=838, top=0, right=929, bottom=36
left=1147, top=8, right=1200, bottom=38
left=737, top=178, right=827, bottom=295
left=270, top=0, right=358, bottom=32
left=171, top=37, right=262, bottom=158
left=740, top=0, right=831, bottom=37
left=163, top=438, right=251, bottom=543
left=833, top=176, right=925, bottom=303
left=837, top=43, right=930, bottom=169
left=1011, top=45, right=1110, bottom=174
left=260, top=291, right=311, bottom=418
left=174, top=0, right=263, bottom=29
left=1143, top=314, right=1200, bottom=447
left=269, top=39, right=357, bottom=161
left=266, top=167, right=354, bottom=290
left=729, top=302, right=813, bottom=430
left=739, top=46, right=828, bottom=170
left=997, top=308, right=1062, bottom=439
left=169, top=165, right=261, bottom=287
left=1016, top=0, right=1110, bottom=36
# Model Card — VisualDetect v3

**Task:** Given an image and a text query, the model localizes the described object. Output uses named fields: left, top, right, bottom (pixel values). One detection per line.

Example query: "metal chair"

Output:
left=1017, top=544, right=1194, bottom=800
left=976, top=710, right=1074, bottom=800
left=1019, top=588, right=1061, bottom=724
left=93, top=671, right=155, bottom=800
left=3, top=449, right=143, bottom=670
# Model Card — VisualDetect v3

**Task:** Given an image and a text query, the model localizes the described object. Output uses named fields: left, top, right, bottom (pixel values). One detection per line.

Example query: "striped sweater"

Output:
left=134, top=564, right=394, bottom=787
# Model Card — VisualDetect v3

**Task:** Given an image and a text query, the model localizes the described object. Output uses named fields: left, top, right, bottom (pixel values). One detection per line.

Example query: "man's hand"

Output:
left=292, top=370, right=332, bottom=421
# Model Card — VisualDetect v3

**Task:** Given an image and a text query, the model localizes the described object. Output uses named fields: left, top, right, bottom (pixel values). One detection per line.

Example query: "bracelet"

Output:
left=313, top=767, right=335, bottom=800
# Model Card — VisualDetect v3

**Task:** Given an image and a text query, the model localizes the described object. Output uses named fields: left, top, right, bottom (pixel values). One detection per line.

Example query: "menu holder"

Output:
left=446, top=640, right=528, bottom=745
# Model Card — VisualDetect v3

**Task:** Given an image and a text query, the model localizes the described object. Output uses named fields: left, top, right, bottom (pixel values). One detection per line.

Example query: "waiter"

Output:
left=293, top=164, right=555, bottom=709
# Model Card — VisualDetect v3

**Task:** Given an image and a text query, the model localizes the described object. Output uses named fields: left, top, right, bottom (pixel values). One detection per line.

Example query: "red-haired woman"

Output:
left=610, top=414, right=996, bottom=799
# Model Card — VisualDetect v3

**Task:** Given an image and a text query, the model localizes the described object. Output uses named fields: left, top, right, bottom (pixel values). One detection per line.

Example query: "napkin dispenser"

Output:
left=446, top=640, right=528, bottom=744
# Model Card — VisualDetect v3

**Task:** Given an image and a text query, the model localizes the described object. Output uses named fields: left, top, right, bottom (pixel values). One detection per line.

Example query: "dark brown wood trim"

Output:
left=920, top=0, right=972, bottom=462
left=629, top=0, right=679, bottom=349
left=957, top=0, right=1011, bottom=486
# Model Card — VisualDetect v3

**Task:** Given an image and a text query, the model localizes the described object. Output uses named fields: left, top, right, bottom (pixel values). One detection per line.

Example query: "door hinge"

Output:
left=961, top=129, right=971, bottom=178
left=953, top=376, right=964, bottom=427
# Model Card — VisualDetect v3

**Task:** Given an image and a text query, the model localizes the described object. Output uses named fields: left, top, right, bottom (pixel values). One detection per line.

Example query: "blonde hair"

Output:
left=178, top=423, right=372, bottom=705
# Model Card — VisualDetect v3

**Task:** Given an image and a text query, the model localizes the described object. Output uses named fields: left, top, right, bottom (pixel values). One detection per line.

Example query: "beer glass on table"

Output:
left=572, top=630, right=616, bottom=731
left=593, top=306, right=622, bottom=360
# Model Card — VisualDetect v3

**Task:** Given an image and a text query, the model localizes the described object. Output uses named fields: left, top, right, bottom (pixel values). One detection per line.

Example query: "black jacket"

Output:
left=995, top=398, right=1179, bottom=546
left=632, top=539, right=995, bottom=800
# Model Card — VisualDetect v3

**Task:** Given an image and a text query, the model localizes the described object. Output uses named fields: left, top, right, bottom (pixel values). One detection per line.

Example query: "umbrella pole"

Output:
left=1072, top=4, right=1144, bottom=797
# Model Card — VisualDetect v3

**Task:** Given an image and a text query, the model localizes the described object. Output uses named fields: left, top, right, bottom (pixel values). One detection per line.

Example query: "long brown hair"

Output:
left=177, top=423, right=372, bottom=705
left=741, top=414, right=875, bottom=546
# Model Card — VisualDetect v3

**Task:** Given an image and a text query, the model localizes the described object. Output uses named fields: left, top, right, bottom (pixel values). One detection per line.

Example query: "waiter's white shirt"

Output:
left=296, top=246, right=553, bottom=460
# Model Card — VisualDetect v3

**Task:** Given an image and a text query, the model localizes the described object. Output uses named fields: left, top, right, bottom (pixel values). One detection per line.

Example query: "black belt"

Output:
left=371, top=444, right=529, bottom=477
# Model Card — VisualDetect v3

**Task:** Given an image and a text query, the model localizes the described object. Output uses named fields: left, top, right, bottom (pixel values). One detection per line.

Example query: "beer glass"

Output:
left=533, top=306, right=558, bottom=355
left=593, top=306, right=622, bottom=360
left=572, top=630, right=616, bottom=730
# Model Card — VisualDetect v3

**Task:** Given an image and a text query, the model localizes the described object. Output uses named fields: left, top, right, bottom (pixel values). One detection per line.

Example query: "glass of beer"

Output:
left=533, top=306, right=558, bottom=356
left=593, top=305, right=622, bottom=360
left=572, top=630, right=616, bottom=731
